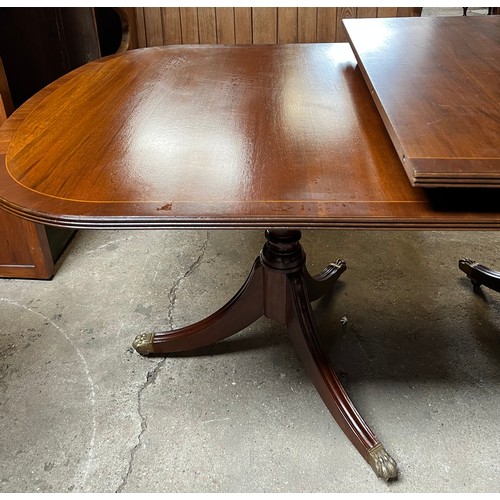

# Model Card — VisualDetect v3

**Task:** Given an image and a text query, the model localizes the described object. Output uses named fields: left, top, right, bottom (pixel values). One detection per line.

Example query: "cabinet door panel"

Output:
left=0, top=210, right=53, bottom=279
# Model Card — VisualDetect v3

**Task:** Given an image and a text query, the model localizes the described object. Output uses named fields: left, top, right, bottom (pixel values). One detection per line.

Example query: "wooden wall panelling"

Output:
left=397, top=7, right=416, bottom=17
left=253, top=7, right=277, bottom=44
left=134, top=7, right=147, bottom=47
left=162, top=8, right=182, bottom=45
left=144, top=7, right=163, bottom=46
left=135, top=7, right=422, bottom=48
left=377, top=7, right=399, bottom=18
left=216, top=7, right=235, bottom=44
left=357, top=7, right=378, bottom=18
left=336, top=7, right=357, bottom=42
left=317, top=7, right=337, bottom=42
left=180, top=7, right=199, bottom=44
left=234, top=8, right=252, bottom=44
left=198, top=7, right=217, bottom=44
left=278, top=8, right=298, bottom=44
left=298, top=7, right=317, bottom=43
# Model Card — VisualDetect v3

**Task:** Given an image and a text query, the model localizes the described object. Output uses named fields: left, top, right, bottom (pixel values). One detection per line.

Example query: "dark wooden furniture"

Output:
left=344, top=16, right=500, bottom=188
left=0, top=8, right=101, bottom=109
left=0, top=58, right=14, bottom=118
left=344, top=16, right=500, bottom=296
left=0, top=8, right=101, bottom=278
left=0, top=7, right=133, bottom=278
left=0, top=56, right=73, bottom=279
left=1, top=43, right=500, bottom=480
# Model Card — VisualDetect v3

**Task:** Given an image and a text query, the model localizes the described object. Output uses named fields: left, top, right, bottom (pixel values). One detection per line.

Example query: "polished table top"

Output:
left=0, top=42, right=499, bottom=230
left=344, top=16, right=500, bottom=188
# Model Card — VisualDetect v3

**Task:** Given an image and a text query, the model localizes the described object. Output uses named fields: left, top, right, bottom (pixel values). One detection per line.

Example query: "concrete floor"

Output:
left=422, top=7, right=490, bottom=16
left=0, top=229, right=499, bottom=492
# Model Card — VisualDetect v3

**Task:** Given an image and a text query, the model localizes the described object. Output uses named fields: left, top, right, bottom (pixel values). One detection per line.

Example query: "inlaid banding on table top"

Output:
left=1, top=43, right=431, bottom=214
left=344, top=16, right=500, bottom=188
left=1, top=42, right=500, bottom=229
left=0, top=164, right=430, bottom=205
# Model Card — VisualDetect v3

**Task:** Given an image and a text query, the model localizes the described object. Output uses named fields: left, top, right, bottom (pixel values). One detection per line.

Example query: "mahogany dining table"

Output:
left=0, top=17, right=499, bottom=481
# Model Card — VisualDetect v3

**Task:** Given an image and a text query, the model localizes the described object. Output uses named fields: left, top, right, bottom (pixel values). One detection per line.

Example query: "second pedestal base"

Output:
left=459, top=258, right=500, bottom=293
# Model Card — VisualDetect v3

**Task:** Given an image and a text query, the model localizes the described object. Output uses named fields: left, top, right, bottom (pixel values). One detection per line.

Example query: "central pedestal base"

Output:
left=133, top=229, right=398, bottom=480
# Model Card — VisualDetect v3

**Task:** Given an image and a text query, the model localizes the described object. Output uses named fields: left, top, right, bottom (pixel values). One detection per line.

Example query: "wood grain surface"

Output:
left=132, top=7, right=418, bottom=48
left=344, top=16, right=500, bottom=187
left=0, top=43, right=499, bottom=230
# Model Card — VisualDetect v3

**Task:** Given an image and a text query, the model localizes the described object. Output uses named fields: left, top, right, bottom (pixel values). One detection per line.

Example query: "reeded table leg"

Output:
left=459, top=258, right=500, bottom=293
left=304, top=259, right=347, bottom=301
left=133, top=229, right=398, bottom=480
left=286, top=272, right=397, bottom=480
left=133, top=258, right=264, bottom=355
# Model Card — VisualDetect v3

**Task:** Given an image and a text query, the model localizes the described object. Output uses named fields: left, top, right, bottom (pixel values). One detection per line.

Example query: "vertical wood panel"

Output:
left=216, top=7, right=235, bottom=44
left=397, top=7, right=414, bottom=17
left=180, top=7, right=199, bottom=44
left=317, top=7, right=337, bottom=42
left=278, top=7, right=298, bottom=44
left=377, top=7, right=399, bottom=18
left=133, top=7, right=418, bottom=49
left=143, top=7, right=163, bottom=46
left=198, top=7, right=216, bottom=44
left=234, top=8, right=252, bottom=44
left=161, top=8, right=181, bottom=45
left=298, top=7, right=317, bottom=43
left=336, top=7, right=356, bottom=42
left=252, top=7, right=277, bottom=44
left=134, top=7, right=147, bottom=47
left=357, top=7, right=377, bottom=18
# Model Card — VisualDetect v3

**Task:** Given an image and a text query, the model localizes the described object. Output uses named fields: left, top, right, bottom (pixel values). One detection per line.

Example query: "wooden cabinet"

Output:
left=0, top=213, right=73, bottom=279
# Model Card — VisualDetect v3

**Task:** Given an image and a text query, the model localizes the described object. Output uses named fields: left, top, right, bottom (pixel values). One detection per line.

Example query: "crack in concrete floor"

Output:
left=116, top=231, right=209, bottom=492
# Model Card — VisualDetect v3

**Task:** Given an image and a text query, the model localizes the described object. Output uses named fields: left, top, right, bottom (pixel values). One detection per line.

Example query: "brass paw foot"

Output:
left=458, top=258, right=480, bottom=286
left=368, top=443, right=398, bottom=481
left=330, top=259, right=346, bottom=269
left=459, top=258, right=475, bottom=266
left=132, top=332, right=154, bottom=356
left=459, top=258, right=476, bottom=276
